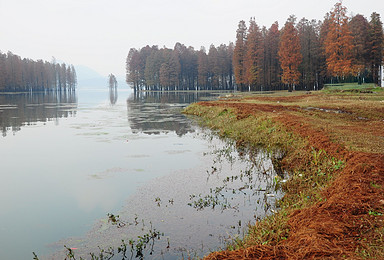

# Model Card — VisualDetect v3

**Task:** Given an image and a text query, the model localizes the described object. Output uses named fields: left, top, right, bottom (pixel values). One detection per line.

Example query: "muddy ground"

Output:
left=193, top=90, right=384, bottom=259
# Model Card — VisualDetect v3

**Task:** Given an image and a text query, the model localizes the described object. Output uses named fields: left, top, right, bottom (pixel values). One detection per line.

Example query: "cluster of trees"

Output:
left=126, top=2, right=383, bottom=92
left=126, top=43, right=234, bottom=91
left=234, top=1, right=384, bottom=91
left=0, top=51, right=77, bottom=92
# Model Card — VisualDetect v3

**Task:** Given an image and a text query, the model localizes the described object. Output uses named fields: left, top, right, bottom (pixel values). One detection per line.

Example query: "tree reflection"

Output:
left=0, top=90, right=77, bottom=136
left=126, top=91, right=215, bottom=136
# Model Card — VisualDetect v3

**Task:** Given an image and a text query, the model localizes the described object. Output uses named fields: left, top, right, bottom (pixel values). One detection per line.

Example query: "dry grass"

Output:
left=184, top=88, right=384, bottom=259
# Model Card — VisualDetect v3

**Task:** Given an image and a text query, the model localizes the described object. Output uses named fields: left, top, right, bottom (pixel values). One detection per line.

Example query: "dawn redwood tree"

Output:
left=208, top=44, right=220, bottom=89
left=126, top=48, right=140, bottom=91
left=349, top=14, right=371, bottom=84
left=144, top=47, right=163, bottom=89
left=159, top=49, right=179, bottom=89
left=264, top=22, right=281, bottom=90
left=60, top=63, right=67, bottom=90
left=197, top=47, right=209, bottom=89
left=227, top=42, right=235, bottom=89
left=279, top=16, right=302, bottom=92
left=324, top=1, right=355, bottom=80
left=167, top=51, right=181, bottom=89
left=66, top=65, right=73, bottom=90
left=0, top=52, right=6, bottom=91
left=185, top=46, right=198, bottom=90
left=71, top=65, right=77, bottom=89
left=297, top=18, right=322, bottom=90
left=245, top=18, right=264, bottom=90
left=233, top=20, right=247, bottom=91
left=216, top=44, right=228, bottom=89
left=369, top=12, right=384, bottom=86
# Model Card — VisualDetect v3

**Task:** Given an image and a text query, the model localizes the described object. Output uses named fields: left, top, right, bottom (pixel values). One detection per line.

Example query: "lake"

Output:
left=0, top=88, right=282, bottom=259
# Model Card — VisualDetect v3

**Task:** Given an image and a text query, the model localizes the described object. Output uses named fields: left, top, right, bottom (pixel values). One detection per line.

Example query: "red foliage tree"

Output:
left=245, top=18, right=264, bottom=90
left=233, top=20, right=247, bottom=91
left=264, top=22, right=281, bottom=90
left=279, top=16, right=302, bottom=91
left=324, top=1, right=355, bottom=79
left=349, top=14, right=371, bottom=84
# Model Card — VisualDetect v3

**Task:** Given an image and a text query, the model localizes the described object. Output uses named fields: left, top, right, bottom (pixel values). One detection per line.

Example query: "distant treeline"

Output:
left=126, top=43, right=234, bottom=91
left=0, top=51, right=77, bottom=92
left=127, top=1, right=383, bottom=92
left=233, top=2, right=384, bottom=91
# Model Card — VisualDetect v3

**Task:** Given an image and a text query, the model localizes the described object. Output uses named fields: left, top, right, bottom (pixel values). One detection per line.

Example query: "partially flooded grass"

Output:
left=184, top=89, right=384, bottom=259
left=184, top=104, right=306, bottom=154
left=188, top=142, right=282, bottom=213
left=184, top=103, right=343, bottom=247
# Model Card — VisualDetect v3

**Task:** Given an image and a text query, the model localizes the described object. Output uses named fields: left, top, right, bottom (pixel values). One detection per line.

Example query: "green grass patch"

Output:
left=322, top=83, right=382, bottom=94
left=323, top=83, right=376, bottom=90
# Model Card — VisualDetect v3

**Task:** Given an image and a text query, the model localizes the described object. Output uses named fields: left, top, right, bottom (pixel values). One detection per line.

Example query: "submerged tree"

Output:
left=108, top=73, right=118, bottom=88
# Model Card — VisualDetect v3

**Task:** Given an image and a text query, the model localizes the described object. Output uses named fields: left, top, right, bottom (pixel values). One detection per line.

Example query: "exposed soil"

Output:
left=196, top=92, right=384, bottom=259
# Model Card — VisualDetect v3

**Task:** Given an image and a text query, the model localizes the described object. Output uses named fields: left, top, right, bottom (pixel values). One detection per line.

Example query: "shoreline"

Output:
left=183, top=88, right=384, bottom=258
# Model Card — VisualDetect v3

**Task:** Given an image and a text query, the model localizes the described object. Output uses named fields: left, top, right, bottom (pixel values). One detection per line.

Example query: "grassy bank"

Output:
left=183, top=88, right=384, bottom=259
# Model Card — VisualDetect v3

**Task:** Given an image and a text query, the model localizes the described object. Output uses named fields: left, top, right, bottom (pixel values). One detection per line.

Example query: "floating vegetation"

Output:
left=105, top=215, right=164, bottom=260
left=33, top=214, right=164, bottom=260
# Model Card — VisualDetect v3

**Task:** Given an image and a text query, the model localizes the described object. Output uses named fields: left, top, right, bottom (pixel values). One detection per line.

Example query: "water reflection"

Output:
left=126, top=91, right=215, bottom=136
left=50, top=131, right=284, bottom=260
left=0, top=89, right=282, bottom=259
left=0, top=91, right=77, bottom=136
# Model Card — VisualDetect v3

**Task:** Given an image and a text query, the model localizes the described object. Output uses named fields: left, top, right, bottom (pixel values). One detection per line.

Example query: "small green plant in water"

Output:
left=107, top=213, right=126, bottom=227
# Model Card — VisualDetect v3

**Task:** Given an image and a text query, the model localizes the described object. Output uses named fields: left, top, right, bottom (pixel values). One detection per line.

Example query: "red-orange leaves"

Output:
left=279, top=17, right=302, bottom=91
left=324, top=1, right=355, bottom=78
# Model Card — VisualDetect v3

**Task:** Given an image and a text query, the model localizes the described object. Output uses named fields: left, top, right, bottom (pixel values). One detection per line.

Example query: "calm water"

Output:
left=0, top=88, right=282, bottom=259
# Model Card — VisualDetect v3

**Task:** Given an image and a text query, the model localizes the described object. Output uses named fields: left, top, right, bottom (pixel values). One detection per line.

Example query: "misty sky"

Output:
left=1, top=0, right=382, bottom=79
